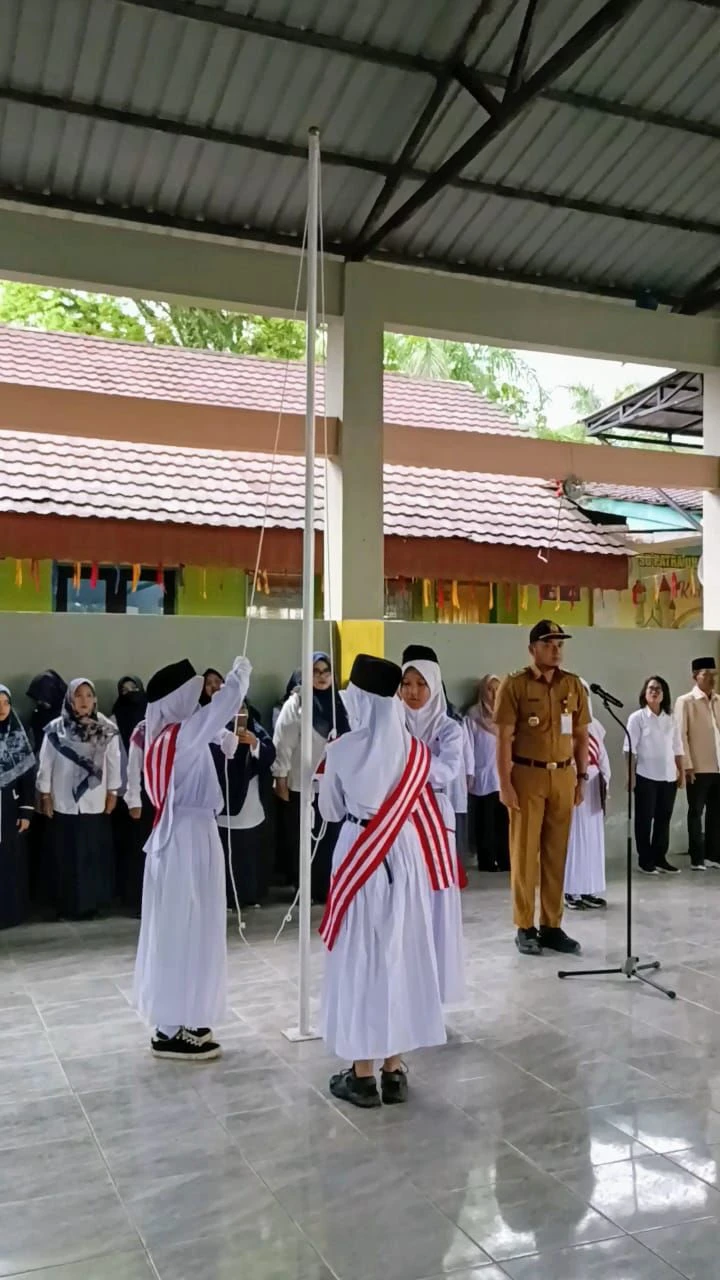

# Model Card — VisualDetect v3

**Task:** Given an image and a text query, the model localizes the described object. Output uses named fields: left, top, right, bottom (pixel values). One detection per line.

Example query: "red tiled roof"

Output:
left=0, top=325, right=523, bottom=435
left=0, top=428, right=627, bottom=558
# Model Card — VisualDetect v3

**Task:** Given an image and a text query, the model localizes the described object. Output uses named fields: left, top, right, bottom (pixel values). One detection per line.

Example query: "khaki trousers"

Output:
left=509, top=764, right=575, bottom=929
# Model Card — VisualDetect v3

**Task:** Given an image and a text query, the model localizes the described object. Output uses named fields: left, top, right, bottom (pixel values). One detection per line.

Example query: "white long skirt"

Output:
left=322, top=821, right=447, bottom=1062
left=564, top=774, right=607, bottom=896
left=134, top=808, right=227, bottom=1029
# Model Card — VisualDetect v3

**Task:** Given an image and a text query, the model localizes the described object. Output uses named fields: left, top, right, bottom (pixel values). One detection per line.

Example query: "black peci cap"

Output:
left=529, top=619, right=572, bottom=644
left=349, top=654, right=402, bottom=698
left=146, top=659, right=197, bottom=703
left=401, top=643, right=438, bottom=665
left=692, top=657, right=717, bottom=673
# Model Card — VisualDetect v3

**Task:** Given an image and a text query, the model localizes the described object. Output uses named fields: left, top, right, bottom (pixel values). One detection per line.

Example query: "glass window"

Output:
left=54, top=566, right=175, bottom=615
left=126, top=581, right=166, bottom=616
left=65, top=578, right=108, bottom=614
left=246, top=573, right=304, bottom=620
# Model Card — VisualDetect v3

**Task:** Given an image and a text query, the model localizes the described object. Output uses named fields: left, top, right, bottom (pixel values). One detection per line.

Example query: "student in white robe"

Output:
left=37, top=678, right=121, bottom=920
left=133, top=655, right=251, bottom=1062
left=564, top=682, right=611, bottom=909
left=319, top=655, right=447, bottom=1109
left=399, top=654, right=466, bottom=1006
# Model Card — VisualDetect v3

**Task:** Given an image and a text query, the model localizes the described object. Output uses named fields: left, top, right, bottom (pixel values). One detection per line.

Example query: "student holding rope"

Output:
left=133, top=655, right=251, bottom=1062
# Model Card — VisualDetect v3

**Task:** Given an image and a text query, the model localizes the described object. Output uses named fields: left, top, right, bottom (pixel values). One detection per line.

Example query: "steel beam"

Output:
left=5, top=87, right=719, bottom=243
left=353, top=0, right=645, bottom=257
left=118, top=0, right=720, bottom=146
left=506, top=0, right=540, bottom=96
left=675, top=261, right=720, bottom=314
left=352, top=2, right=494, bottom=245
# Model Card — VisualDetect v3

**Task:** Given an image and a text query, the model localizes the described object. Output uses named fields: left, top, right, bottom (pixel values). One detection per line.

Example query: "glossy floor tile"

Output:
left=5, top=867, right=720, bottom=1279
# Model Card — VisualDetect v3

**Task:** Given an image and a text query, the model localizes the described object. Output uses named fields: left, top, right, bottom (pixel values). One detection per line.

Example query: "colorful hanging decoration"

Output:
left=690, top=565, right=698, bottom=596
left=451, top=580, right=460, bottom=611
left=131, top=564, right=141, bottom=593
left=31, top=559, right=40, bottom=592
left=437, top=581, right=445, bottom=610
left=72, top=562, right=82, bottom=591
left=423, top=578, right=431, bottom=609
left=670, top=572, right=679, bottom=600
left=488, top=582, right=494, bottom=610
left=631, top=579, right=645, bottom=607
left=503, top=583, right=513, bottom=615
left=654, top=574, right=661, bottom=603
left=89, top=562, right=99, bottom=590
left=14, top=559, right=22, bottom=588
left=201, top=569, right=208, bottom=601
left=262, top=570, right=270, bottom=595
left=155, top=565, right=165, bottom=592
left=520, top=585, right=528, bottom=611
left=555, top=586, right=561, bottom=612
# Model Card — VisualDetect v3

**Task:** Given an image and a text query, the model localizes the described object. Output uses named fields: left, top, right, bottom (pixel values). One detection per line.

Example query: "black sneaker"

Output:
left=329, top=1067, right=381, bottom=1109
left=151, top=1029, right=222, bottom=1062
left=186, top=1027, right=213, bottom=1044
left=655, top=860, right=681, bottom=875
left=564, top=894, right=586, bottom=910
left=381, top=1066, right=408, bottom=1105
left=639, top=866, right=660, bottom=876
left=515, top=927, right=543, bottom=956
left=538, top=926, right=582, bottom=955
left=581, top=895, right=607, bottom=909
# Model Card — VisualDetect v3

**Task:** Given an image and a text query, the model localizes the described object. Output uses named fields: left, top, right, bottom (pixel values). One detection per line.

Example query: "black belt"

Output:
left=346, top=814, right=392, bottom=883
left=512, top=756, right=573, bottom=771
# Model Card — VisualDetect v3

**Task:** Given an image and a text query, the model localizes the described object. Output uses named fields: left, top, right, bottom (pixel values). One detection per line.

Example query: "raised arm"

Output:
left=178, top=658, right=251, bottom=753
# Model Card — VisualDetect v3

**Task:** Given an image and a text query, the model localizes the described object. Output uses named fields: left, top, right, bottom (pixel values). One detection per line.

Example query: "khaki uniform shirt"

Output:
left=675, top=688, right=720, bottom=774
left=494, top=667, right=590, bottom=764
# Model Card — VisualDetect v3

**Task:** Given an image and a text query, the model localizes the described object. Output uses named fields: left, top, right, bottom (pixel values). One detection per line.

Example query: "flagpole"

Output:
left=284, top=127, right=321, bottom=1042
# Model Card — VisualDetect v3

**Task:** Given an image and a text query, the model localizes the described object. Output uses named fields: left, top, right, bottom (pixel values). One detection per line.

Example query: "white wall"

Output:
left=3, top=612, right=716, bottom=858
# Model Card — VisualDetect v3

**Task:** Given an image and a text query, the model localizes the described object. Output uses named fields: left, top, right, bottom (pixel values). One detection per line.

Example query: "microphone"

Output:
left=590, top=682, right=623, bottom=709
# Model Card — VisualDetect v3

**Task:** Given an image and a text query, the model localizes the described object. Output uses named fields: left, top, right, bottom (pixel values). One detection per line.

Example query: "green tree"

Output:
left=0, top=281, right=549, bottom=426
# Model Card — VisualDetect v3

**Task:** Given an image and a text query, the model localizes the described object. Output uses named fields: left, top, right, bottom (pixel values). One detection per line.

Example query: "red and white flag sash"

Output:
left=144, top=723, right=180, bottom=828
left=588, top=732, right=601, bottom=770
left=319, top=737, right=455, bottom=951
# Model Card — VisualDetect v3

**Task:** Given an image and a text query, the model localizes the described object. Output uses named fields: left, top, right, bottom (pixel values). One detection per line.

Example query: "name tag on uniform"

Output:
left=561, top=713, right=573, bottom=734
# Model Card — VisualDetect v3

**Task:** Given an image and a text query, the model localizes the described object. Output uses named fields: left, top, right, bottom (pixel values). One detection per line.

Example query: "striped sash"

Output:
left=588, top=732, right=601, bottom=769
left=144, top=723, right=180, bottom=829
left=319, top=737, right=455, bottom=951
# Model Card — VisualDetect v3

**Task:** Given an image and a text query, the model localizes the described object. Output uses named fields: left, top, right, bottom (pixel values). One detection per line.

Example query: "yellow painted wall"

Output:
left=0, top=559, right=53, bottom=612
left=177, top=567, right=247, bottom=617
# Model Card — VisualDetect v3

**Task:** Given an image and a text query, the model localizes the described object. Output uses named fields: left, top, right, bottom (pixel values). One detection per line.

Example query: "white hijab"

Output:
left=144, top=673, right=204, bottom=854
left=338, top=682, right=410, bottom=810
left=401, top=659, right=447, bottom=744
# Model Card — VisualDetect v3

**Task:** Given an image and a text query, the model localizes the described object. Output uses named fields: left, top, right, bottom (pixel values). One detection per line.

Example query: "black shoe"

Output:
left=515, top=927, right=543, bottom=956
left=186, top=1027, right=213, bottom=1044
left=330, top=1067, right=381, bottom=1109
left=656, top=860, right=680, bottom=875
left=538, top=926, right=582, bottom=955
left=151, top=1029, right=222, bottom=1062
left=638, top=866, right=660, bottom=876
left=564, top=895, right=586, bottom=910
left=381, top=1066, right=408, bottom=1105
left=581, top=895, right=607, bottom=909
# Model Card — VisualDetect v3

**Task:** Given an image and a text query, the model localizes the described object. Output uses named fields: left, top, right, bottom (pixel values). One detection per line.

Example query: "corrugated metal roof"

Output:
left=0, top=425, right=628, bottom=556
left=1, top=0, right=720, bottom=303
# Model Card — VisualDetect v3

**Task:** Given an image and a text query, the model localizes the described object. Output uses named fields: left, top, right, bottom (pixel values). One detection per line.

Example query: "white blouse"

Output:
left=37, top=726, right=122, bottom=815
left=272, top=691, right=328, bottom=792
left=625, top=707, right=683, bottom=784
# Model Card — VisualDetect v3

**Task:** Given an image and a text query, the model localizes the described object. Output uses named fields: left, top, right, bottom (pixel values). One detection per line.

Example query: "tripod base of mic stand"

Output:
left=558, top=956, right=676, bottom=999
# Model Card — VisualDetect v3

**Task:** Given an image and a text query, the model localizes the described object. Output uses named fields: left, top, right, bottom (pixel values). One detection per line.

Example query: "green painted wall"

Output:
left=177, top=567, right=247, bottom=617
left=0, top=559, right=52, bottom=612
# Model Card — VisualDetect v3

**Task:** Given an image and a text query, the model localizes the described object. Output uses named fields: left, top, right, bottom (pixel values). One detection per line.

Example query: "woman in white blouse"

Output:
left=37, top=678, right=122, bottom=919
left=464, top=675, right=509, bottom=872
left=625, top=675, right=685, bottom=876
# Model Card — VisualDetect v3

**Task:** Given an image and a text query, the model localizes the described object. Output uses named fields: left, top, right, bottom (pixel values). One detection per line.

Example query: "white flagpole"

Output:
left=285, top=127, right=321, bottom=1041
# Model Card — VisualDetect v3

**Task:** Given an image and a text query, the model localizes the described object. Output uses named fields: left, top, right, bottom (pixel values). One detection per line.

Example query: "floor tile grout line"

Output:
left=31, top=987, right=158, bottom=1277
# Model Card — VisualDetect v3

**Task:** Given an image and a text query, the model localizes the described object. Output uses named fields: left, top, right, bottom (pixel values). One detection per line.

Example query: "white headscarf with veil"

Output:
left=401, top=658, right=448, bottom=743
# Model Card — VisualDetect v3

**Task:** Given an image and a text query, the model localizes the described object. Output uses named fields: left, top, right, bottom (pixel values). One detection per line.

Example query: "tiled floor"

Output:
left=3, top=865, right=720, bottom=1279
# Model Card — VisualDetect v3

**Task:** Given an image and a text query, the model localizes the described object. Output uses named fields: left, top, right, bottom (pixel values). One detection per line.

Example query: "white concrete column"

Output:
left=323, top=269, right=384, bottom=621
left=702, top=370, right=720, bottom=631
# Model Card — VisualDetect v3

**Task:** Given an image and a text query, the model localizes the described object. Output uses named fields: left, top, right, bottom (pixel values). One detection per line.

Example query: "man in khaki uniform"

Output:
left=494, top=620, right=590, bottom=956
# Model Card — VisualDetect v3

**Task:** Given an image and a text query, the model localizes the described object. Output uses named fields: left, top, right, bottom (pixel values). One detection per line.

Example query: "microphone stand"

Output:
left=558, top=691, right=676, bottom=1000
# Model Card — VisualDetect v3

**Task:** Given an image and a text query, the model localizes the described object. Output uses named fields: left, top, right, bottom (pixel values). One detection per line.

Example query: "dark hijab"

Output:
left=309, top=652, right=350, bottom=740
left=199, top=668, right=224, bottom=707
left=26, top=669, right=67, bottom=751
left=112, top=675, right=147, bottom=751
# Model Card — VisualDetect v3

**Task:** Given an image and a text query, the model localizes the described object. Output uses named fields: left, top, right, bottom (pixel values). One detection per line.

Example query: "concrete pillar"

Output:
left=702, top=371, right=720, bottom=631
left=324, top=267, right=385, bottom=624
